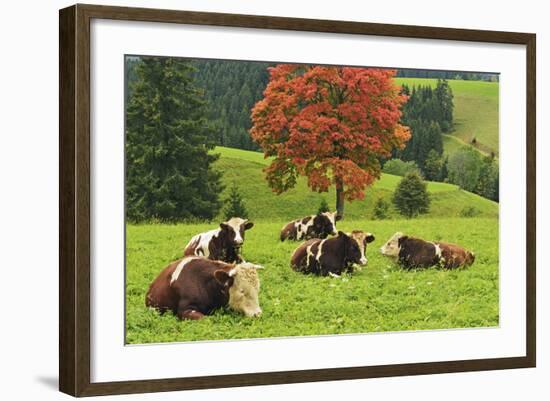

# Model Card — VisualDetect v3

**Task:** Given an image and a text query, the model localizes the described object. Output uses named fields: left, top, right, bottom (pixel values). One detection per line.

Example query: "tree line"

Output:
left=396, top=69, right=499, bottom=82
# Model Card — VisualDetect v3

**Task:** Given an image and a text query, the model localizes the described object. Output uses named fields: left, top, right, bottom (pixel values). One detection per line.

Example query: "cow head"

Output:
left=336, top=231, right=365, bottom=266
left=466, top=251, right=475, bottom=266
left=380, top=232, right=406, bottom=258
left=314, top=211, right=341, bottom=238
left=220, top=217, right=254, bottom=248
left=224, top=263, right=263, bottom=317
left=349, top=230, right=375, bottom=265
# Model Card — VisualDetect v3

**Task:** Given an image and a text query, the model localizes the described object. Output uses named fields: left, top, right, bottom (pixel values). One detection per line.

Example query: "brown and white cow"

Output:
left=145, top=257, right=263, bottom=320
left=183, top=217, right=254, bottom=263
left=380, top=232, right=475, bottom=269
left=290, top=230, right=375, bottom=277
left=280, top=211, right=341, bottom=241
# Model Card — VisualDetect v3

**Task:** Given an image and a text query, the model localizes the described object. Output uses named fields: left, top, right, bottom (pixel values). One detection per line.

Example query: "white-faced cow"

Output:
left=146, top=257, right=263, bottom=320
left=280, top=211, right=341, bottom=241
left=290, top=230, right=375, bottom=277
left=183, top=217, right=254, bottom=263
left=380, top=232, right=475, bottom=269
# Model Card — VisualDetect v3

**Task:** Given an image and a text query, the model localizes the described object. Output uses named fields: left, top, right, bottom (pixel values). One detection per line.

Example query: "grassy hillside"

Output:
left=395, top=78, right=499, bottom=156
left=212, top=146, right=498, bottom=221
left=126, top=217, right=498, bottom=343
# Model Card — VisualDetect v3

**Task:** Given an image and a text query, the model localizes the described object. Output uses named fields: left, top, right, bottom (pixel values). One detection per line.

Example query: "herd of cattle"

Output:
left=146, top=212, right=475, bottom=321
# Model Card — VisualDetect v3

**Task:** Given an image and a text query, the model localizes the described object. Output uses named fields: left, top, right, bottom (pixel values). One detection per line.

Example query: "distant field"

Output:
left=442, top=134, right=486, bottom=157
left=211, top=146, right=498, bottom=222
left=126, top=217, right=499, bottom=344
left=395, top=78, right=499, bottom=156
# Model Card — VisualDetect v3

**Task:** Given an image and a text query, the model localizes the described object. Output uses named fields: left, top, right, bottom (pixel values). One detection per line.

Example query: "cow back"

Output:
left=146, top=257, right=232, bottom=317
left=291, top=239, right=321, bottom=273
left=437, top=242, right=475, bottom=268
left=145, top=260, right=181, bottom=313
left=398, top=237, right=439, bottom=268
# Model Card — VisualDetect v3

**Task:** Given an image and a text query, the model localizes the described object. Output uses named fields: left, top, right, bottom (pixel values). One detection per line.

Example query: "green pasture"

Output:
left=126, top=217, right=499, bottom=344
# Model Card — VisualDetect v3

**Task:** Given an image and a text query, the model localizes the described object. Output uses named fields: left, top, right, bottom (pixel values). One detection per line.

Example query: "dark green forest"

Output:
left=192, top=60, right=272, bottom=150
left=126, top=57, right=498, bottom=154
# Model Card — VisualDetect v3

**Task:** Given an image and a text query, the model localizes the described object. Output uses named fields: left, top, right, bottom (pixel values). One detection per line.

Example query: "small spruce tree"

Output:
left=423, top=149, right=443, bottom=181
left=223, top=182, right=249, bottom=220
left=439, top=156, right=449, bottom=182
left=372, top=197, right=390, bottom=220
left=317, top=198, right=330, bottom=214
left=392, top=172, right=431, bottom=218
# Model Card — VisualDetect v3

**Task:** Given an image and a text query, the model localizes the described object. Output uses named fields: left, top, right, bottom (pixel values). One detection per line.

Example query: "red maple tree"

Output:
left=250, top=64, right=410, bottom=217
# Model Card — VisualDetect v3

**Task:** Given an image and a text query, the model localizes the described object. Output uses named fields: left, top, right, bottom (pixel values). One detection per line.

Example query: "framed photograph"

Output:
left=59, top=4, right=536, bottom=397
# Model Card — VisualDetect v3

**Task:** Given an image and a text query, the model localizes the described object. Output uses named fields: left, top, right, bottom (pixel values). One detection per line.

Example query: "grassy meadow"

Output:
left=126, top=218, right=498, bottom=344
left=125, top=147, right=499, bottom=344
left=395, top=78, right=499, bottom=156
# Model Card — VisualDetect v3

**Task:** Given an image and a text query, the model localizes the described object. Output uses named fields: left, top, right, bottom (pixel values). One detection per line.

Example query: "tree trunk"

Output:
left=335, top=178, right=345, bottom=219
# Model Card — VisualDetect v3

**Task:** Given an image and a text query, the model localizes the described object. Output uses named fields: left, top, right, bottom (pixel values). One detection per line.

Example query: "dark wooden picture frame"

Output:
left=59, top=3, right=536, bottom=397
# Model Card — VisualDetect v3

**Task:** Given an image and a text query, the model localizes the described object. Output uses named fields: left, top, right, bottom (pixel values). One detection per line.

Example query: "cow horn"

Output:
left=228, top=268, right=237, bottom=277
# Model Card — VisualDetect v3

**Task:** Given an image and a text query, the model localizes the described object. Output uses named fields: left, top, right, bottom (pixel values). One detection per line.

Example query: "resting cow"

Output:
left=184, top=217, right=253, bottom=263
left=146, top=257, right=263, bottom=320
left=290, top=230, right=375, bottom=277
left=380, top=232, right=475, bottom=269
left=280, top=211, right=341, bottom=241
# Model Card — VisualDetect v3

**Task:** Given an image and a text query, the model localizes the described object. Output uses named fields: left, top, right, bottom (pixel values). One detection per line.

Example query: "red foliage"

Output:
left=250, top=64, right=410, bottom=203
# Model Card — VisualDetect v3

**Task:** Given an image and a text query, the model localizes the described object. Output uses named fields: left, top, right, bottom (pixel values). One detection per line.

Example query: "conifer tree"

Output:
left=439, top=155, right=449, bottom=182
left=126, top=57, right=223, bottom=222
left=423, top=149, right=443, bottom=181
left=434, top=79, right=454, bottom=132
left=372, top=197, right=390, bottom=220
left=317, top=198, right=330, bottom=214
left=223, top=182, right=249, bottom=220
left=392, top=172, right=431, bottom=218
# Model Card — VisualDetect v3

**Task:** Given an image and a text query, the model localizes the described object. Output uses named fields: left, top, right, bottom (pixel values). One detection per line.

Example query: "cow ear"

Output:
left=365, top=233, right=375, bottom=244
left=398, top=235, right=408, bottom=246
left=335, top=213, right=342, bottom=221
left=220, top=223, right=229, bottom=231
left=244, top=221, right=254, bottom=230
left=214, top=270, right=234, bottom=287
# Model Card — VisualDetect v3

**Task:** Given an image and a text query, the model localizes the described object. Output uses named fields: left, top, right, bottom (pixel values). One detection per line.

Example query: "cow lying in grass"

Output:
left=146, top=257, right=263, bottom=320
left=184, top=217, right=254, bottom=263
left=290, top=230, right=375, bottom=277
left=280, top=211, right=341, bottom=241
left=380, top=232, right=475, bottom=269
